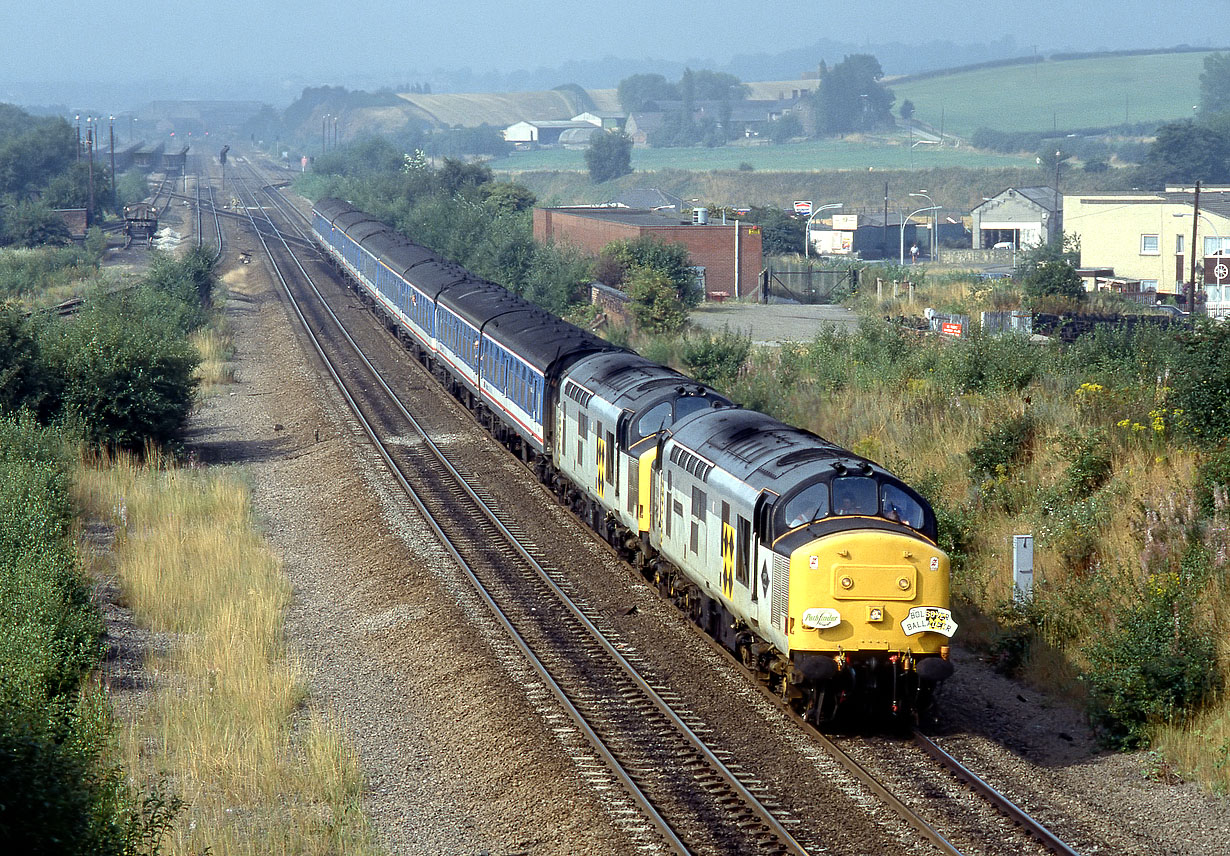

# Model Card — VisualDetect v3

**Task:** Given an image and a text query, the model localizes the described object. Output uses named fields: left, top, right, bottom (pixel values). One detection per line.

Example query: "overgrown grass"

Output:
left=75, top=452, right=377, bottom=855
left=190, top=327, right=236, bottom=390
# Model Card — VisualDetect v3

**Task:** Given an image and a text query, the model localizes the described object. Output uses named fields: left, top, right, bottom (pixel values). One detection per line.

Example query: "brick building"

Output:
left=533, top=207, right=764, bottom=300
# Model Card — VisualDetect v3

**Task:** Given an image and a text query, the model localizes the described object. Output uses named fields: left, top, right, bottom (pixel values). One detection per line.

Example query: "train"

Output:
left=310, top=197, right=956, bottom=725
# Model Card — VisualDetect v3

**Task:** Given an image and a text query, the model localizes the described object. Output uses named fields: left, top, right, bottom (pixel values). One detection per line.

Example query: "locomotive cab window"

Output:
left=880, top=483, right=925, bottom=529
left=780, top=481, right=829, bottom=528
left=832, top=476, right=878, bottom=516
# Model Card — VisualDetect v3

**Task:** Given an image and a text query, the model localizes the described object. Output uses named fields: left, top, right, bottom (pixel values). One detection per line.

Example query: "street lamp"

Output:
left=322, top=113, right=331, bottom=152
left=900, top=205, right=940, bottom=266
left=805, top=202, right=843, bottom=258
left=910, top=191, right=939, bottom=261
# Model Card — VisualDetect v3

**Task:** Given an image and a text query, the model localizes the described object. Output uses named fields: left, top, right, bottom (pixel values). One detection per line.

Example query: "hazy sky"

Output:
left=2, top=0, right=1223, bottom=101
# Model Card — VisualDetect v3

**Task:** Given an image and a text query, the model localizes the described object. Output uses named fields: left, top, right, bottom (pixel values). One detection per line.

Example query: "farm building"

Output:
left=533, top=206, right=763, bottom=300
left=503, top=118, right=600, bottom=145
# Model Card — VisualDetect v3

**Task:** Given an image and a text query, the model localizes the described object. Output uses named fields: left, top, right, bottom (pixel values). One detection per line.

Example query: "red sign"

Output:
left=941, top=321, right=963, bottom=337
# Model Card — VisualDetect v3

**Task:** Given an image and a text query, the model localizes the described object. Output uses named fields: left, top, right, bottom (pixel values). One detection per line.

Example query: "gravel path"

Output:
left=689, top=301, right=858, bottom=344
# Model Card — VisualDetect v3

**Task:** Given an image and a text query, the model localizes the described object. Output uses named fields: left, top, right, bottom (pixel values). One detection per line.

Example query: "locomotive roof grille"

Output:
left=669, top=445, right=714, bottom=483
left=564, top=380, right=594, bottom=407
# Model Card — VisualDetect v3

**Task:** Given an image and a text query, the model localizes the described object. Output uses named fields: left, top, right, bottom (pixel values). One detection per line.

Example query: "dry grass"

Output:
left=190, top=327, right=236, bottom=390
left=76, top=451, right=376, bottom=855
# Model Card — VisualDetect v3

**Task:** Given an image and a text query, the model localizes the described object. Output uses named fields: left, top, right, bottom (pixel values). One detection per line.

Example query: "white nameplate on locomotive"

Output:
left=900, top=606, right=957, bottom=637
left=801, top=607, right=841, bottom=630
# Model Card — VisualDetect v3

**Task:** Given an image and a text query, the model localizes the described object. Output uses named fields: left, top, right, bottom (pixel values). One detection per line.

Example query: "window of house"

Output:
left=1176, top=234, right=1185, bottom=254
left=1141, top=280, right=1158, bottom=292
left=1141, top=234, right=1160, bottom=255
left=1204, top=236, right=1230, bottom=256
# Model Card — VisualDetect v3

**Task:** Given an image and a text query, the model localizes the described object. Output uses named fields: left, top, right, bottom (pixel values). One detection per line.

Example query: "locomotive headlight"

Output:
left=840, top=576, right=854, bottom=590
left=897, top=577, right=911, bottom=591
left=867, top=606, right=884, bottom=622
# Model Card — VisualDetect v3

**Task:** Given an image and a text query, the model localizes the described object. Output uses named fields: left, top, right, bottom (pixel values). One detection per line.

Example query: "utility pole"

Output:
left=109, top=116, right=117, bottom=214
left=86, top=125, right=95, bottom=227
left=882, top=181, right=888, bottom=259
left=1190, top=180, right=1202, bottom=314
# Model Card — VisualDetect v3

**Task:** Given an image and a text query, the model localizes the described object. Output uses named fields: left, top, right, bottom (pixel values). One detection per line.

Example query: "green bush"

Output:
left=1084, top=553, right=1220, bottom=748
left=967, top=413, right=1037, bottom=478
left=40, top=293, right=200, bottom=452
left=0, top=416, right=138, bottom=854
left=0, top=305, right=51, bottom=417
left=1170, top=320, right=1230, bottom=442
left=627, top=268, right=688, bottom=334
left=1195, top=447, right=1230, bottom=514
left=934, top=332, right=1042, bottom=394
left=682, top=327, right=751, bottom=387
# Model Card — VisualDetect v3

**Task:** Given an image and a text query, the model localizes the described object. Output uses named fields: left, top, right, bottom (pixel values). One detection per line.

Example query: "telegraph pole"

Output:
left=86, top=125, right=95, bottom=226
left=109, top=116, right=117, bottom=214
left=1190, top=180, right=1201, bottom=314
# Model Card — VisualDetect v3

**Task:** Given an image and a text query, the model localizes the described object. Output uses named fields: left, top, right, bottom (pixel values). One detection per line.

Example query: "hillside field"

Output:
left=893, top=51, right=1212, bottom=136
left=489, top=137, right=1033, bottom=174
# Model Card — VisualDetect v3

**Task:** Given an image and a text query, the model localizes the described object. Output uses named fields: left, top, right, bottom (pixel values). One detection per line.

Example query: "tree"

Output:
left=616, top=74, right=677, bottom=113
left=692, top=70, right=748, bottom=101
left=1137, top=120, right=1230, bottom=186
left=1019, top=233, right=1084, bottom=305
left=750, top=207, right=804, bottom=255
left=809, top=54, right=895, bottom=135
left=598, top=236, right=699, bottom=307
left=900, top=99, right=915, bottom=122
left=585, top=130, right=633, bottom=183
left=768, top=113, right=803, bottom=144
left=1, top=201, right=69, bottom=247
left=1200, top=52, right=1230, bottom=116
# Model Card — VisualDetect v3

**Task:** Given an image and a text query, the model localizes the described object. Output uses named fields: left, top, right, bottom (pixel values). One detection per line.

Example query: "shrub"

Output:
left=682, top=327, right=751, bottom=387
left=1169, top=320, right=1230, bottom=442
left=627, top=268, right=688, bottom=335
left=40, top=294, right=200, bottom=452
left=1084, top=556, right=1220, bottom=748
left=968, top=412, right=1036, bottom=478
left=0, top=416, right=136, bottom=854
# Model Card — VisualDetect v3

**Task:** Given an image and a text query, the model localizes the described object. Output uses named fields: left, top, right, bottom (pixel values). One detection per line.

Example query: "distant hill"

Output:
left=389, top=79, right=817, bottom=130
left=893, top=50, right=1217, bottom=136
left=338, top=50, right=1218, bottom=143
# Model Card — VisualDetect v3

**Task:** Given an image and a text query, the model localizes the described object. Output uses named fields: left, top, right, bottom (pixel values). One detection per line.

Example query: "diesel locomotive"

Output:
left=311, top=198, right=956, bottom=724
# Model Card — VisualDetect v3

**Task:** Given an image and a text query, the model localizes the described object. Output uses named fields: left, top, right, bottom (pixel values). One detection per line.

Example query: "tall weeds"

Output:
left=76, top=451, right=376, bottom=855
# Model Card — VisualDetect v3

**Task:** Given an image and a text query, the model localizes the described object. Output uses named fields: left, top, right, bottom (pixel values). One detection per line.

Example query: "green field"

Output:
left=893, top=52, right=1212, bottom=136
left=489, top=137, right=1033, bottom=174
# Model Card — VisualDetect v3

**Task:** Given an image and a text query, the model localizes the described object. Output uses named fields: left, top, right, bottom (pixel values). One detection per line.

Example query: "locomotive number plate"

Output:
left=901, top=606, right=958, bottom=637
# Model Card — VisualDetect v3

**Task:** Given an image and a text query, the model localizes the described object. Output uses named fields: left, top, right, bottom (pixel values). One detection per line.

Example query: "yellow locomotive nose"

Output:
left=786, top=530, right=953, bottom=657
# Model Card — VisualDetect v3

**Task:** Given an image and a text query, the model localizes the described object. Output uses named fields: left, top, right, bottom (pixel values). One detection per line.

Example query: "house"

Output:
left=637, top=97, right=804, bottom=140
left=624, top=112, right=666, bottom=146
left=970, top=186, right=1062, bottom=249
left=533, top=206, right=763, bottom=300
left=1064, top=187, right=1230, bottom=304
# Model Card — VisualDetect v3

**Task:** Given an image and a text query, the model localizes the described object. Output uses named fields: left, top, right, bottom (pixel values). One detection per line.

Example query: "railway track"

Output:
left=233, top=156, right=1088, bottom=856
left=195, top=167, right=223, bottom=262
